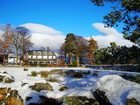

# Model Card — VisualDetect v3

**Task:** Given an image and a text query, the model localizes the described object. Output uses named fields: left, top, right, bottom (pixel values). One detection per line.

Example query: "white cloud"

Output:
left=89, top=23, right=135, bottom=48
left=22, top=23, right=65, bottom=50
left=0, top=22, right=135, bottom=50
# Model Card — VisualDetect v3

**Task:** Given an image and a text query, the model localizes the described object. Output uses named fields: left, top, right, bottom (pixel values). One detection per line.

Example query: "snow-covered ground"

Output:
left=0, top=67, right=140, bottom=105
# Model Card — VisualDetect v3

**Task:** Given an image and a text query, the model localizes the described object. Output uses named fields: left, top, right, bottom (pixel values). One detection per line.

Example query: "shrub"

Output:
left=50, top=69, right=66, bottom=77
left=29, top=63, right=37, bottom=67
left=31, top=71, right=38, bottom=77
left=72, top=61, right=78, bottom=66
left=68, top=64, right=77, bottom=67
left=50, top=69, right=62, bottom=74
left=39, top=64, right=47, bottom=67
left=71, top=72, right=84, bottom=78
left=67, top=61, right=78, bottom=67
left=39, top=71, right=49, bottom=78
left=47, top=78, right=59, bottom=82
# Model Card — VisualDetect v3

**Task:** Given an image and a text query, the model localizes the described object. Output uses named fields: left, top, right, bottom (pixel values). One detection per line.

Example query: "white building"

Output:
left=27, top=48, right=58, bottom=65
left=8, top=54, right=20, bottom=64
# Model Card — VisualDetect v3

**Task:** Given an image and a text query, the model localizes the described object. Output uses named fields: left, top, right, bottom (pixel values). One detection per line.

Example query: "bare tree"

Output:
left=0, top=24, right=13, bottom=65
left=12, top=26, right=33, bottom=64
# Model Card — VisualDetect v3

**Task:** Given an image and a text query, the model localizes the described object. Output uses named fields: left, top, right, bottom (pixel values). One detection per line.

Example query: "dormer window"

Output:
left=33, top=51, right=36, bottom=55
left=38, top=51, right=41, bottom=55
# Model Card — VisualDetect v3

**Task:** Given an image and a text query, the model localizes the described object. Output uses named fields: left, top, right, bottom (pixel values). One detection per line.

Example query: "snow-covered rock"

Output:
left=94, top=75, right=140, bottom=105
left=0, top=72, right=14, bottom=83
left=0, top=88, right=23, bottom=105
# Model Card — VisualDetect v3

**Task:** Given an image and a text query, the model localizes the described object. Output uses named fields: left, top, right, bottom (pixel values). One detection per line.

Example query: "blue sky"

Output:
left=0, top=0, right=116, bottom=36
left=0, top=0, right=134, bottom=49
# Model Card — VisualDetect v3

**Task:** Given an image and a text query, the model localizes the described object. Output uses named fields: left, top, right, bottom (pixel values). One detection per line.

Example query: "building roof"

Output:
left=28, top=49, right=56, bottom=56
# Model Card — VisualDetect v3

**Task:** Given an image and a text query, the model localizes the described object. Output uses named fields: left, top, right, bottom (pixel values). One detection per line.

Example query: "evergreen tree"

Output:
left=91, top=0, right=140, bottom=45
left=60, top=34, right=89, bottom=66
left=64, top=33, right=76, bottom=65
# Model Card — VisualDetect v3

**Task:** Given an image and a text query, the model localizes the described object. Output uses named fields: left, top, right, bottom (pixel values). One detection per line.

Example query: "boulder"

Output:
left=0, top=88, right=23, bottom=105
left=127, top=98, right=140, bottom=105
left=4, top=76, right=14, bottom=83
left=93, top=89, right=112, bottom=105
left=28, top=96, right=62, bottom=105
left=59, top=86, right=68, bottom=91
left=30, top=83, right=53, bottom=92
left=0, top=73, right=14, bottom=83
left=62, top=96, right=99, bottom=105
left=0, top=75, right=4, bottom=82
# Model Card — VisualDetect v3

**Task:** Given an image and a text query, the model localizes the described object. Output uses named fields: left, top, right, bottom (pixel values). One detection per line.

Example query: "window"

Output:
left=48, top=56, right=52, bottom=59
left=32, top=56, right=36, bottom=59
left=37, top=56, right=42, bottom=59
left=43, top=56, right=47, bottom=59
left=53, top=56, right=56, bottom=59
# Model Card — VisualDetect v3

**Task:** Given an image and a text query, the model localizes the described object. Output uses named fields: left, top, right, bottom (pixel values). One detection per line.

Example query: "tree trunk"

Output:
left=76, top=55, right=80, bottom=67
left=69, top=56, right=72, bottom=65
left=22, top=36, right=25, bottom=65
left=3, top=49, right=5, bottom=66
left=69, top=53, right=73, bottom=65
left=16, top=47, right=19, bottom=65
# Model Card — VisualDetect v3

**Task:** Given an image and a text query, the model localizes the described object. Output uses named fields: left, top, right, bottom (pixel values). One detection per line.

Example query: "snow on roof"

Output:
left=94, top=75, right=140, bottom=105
